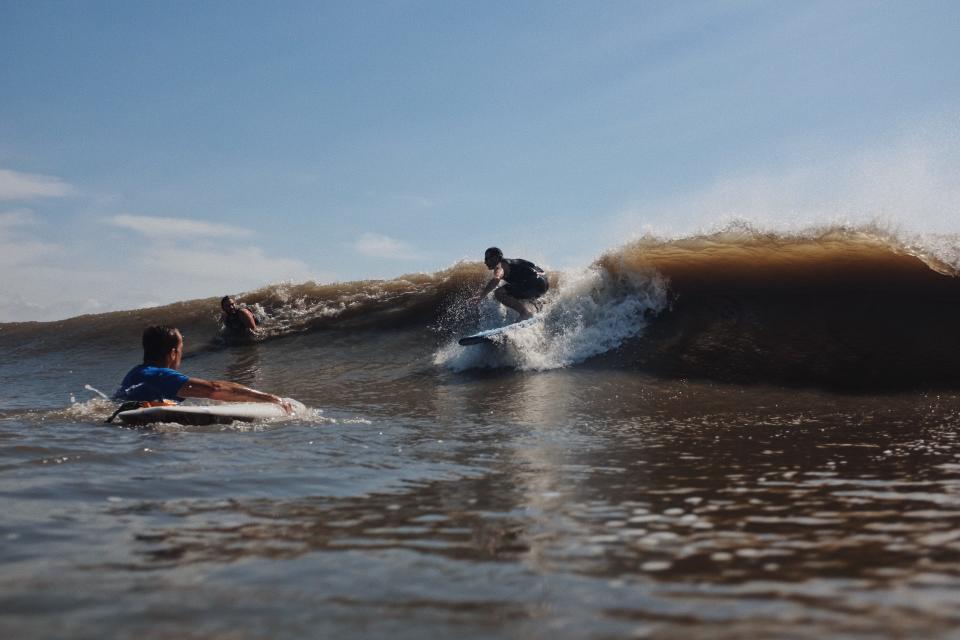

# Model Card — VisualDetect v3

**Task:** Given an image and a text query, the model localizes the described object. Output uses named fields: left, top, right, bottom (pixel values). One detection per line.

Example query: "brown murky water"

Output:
left=2, top=228, right=960, bottom=638
left=3, top=331, right=960, bottom=639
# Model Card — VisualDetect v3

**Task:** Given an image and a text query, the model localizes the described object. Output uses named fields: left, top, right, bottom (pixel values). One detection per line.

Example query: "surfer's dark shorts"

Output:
left=502, top=277, right=549, bottom=300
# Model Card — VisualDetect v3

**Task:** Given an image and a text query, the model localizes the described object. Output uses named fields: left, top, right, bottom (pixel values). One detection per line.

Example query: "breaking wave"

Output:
left=4, top=223, right=960, bottom=389
left=434, top=264, right=668, bottom=371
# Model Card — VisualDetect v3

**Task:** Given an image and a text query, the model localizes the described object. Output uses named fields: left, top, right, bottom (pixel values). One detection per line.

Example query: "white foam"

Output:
left=435, top=265, right=668, bottom=372
left=63, top=396, right=116, bottom=421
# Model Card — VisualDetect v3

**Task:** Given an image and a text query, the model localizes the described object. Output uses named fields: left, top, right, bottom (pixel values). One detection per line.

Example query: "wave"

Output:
left=3, top=224, right=960, bottom=389
left=0, top=264, right=487, bottom=357
left=592, top=224, right=960, bottom=389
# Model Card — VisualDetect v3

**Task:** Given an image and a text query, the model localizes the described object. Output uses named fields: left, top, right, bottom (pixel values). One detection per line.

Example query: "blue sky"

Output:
left=1, top=0, right=959, bottom=321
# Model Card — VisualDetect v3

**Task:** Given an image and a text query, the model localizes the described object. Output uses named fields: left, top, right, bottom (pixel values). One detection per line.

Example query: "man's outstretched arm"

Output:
left=179, top=377, right=289, bottom=410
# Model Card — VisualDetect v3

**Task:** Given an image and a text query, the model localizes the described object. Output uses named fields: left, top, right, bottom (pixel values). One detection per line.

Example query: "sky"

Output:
left=1, top=0, right=959, bottom=321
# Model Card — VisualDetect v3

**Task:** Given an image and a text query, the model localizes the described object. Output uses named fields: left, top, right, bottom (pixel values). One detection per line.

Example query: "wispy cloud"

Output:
left=608, top=113, right=960, bottom=240
left=0, top=209, right=60, bottom=269
left=136, top=245, right=314, bottom=285
left=104, top=220, right=317, bottom=307
left=103, top=214, right=254, bottom=238
left=392, top=194, right=440, bottom=209
left=0, top=208, right=38, bottom=229
left=0, top=238, right=320, bottom=321
left=0, top=257, right=143, bottom=322
left=0, top=169, right=75, bottom=201
left=353, top=232, right=416, bottom=259
left=0, top=207, right=322, bottom=321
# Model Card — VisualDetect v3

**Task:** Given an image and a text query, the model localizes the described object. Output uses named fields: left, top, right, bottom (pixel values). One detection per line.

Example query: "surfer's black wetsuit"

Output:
left=501, top=258, right=549, bottom=300
left=221, top=306, right=256, bottom=341
left=222, top=309, right=249, bottom=333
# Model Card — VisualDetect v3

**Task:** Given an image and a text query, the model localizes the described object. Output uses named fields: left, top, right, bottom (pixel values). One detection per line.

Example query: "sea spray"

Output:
left=6, top=224, right=960, bottom=388
left=435, top=264, right=668, bottom=372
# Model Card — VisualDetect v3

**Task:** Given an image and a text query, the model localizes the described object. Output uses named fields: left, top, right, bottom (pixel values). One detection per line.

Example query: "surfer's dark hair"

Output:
left=484, top=247, right=503, bottom=266
left=221, top=296, right=234, bottom=306
left=142, top=325, right=181, bottom=362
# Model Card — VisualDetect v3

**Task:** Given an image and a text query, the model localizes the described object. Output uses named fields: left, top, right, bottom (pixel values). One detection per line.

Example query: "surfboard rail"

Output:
left=116, top=400, right=301, bottom=426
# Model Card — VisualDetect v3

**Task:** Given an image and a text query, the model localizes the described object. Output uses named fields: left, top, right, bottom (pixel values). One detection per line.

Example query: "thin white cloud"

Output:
left=391, top=194, right=440, bottom=209
left=608, top=113, right=960, bottom=241
left=0, top=208, right=38, bottom=229
left=0, top=209, right=59, bottom=268
left=0, top=237, right=60, bottom=268
left=136, top=245, right=315, bottom=288
left=0, top=209, right=68, bottom=320
left=0, top=242, right=322, bottom=322
left=0, top=261, right=137, bottom=322
left=0, top=169, right=75, bottom=200
left=353, top=232, right=416, bottom=259
left=0, top=207, right=324, bottom=321
left=104, top=214, right=253, bottom=238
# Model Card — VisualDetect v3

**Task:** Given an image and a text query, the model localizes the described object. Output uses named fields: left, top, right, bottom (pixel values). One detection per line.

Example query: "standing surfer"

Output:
left=470, top=247, right=548, bottom=320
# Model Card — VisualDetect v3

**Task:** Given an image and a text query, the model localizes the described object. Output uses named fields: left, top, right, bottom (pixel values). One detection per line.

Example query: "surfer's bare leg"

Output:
left=494, top=287, right=534, bottom=320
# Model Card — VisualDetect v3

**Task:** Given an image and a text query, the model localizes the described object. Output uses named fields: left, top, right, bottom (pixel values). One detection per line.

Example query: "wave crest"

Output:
left=5, top=224, right=960, bottom=389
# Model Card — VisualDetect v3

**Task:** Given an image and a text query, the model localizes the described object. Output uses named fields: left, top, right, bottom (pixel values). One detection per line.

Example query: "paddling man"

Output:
left=220, top=296, right=258, bottom=339
left=470, top=247, right=549, bottom=320
left=115, top=325, right=291, bottom=411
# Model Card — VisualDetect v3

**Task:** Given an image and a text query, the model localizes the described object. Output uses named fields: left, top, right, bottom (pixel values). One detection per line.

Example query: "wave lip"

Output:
left=596, top=225, right=960, bottom=389
left=4, top=224, right=960, bottom=390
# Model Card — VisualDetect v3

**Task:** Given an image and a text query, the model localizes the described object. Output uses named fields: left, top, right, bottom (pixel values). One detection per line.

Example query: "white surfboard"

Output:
left=458, top=317, right=541, bottom=346
left=117, top=400, right=302, bottom=426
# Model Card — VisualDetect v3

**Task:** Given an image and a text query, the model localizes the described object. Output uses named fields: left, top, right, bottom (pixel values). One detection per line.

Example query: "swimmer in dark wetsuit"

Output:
left=470, top=247, right=549, bottom=320
left=220, top=296, right=258, bottom=341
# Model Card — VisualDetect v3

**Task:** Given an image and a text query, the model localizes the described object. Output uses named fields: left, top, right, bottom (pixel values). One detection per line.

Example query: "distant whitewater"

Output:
left=4, top=224, right=960, bottom=390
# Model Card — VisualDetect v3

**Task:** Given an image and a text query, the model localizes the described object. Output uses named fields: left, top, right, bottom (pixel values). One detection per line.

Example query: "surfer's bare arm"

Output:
left=179, top=378, right=290, bottom=411
left=240, top=307, right=257, bottom=331
left=470, top=265, right=504, bottom=303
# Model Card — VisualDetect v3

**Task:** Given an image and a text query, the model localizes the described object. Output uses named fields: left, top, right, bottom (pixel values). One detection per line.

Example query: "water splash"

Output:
left=435, top=265, right=668, bottom=372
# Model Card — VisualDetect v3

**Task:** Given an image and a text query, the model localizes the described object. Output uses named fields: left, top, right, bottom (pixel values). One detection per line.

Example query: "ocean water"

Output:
left=2, top=227, right=960, bottom=639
